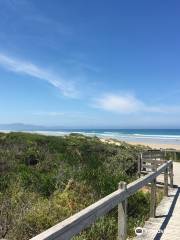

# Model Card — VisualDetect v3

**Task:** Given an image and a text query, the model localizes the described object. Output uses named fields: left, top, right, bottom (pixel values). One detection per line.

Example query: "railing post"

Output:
left=169, top=162, right=174, bottom=188
left=164, top=150, right=167, bottom=160
left=164, top=167, right=168, bottom=196
left=118, top=181, right=127, bottom=240
left=138, top=154, right=141, bottom=178
left=150, top=178, right=156, bottom=217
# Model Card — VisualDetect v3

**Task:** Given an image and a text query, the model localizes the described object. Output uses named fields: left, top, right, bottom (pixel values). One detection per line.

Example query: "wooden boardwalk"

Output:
left=134, top=162, right=180, bottom=240
left=30, top=152, right=179, bottom=240
left=31, top=160, right=173, bottom=240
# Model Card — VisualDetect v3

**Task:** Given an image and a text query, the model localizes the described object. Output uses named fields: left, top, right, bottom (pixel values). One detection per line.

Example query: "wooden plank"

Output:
left=142, top=150, right=164, bottom=160
left=142, top=155, right=163, bottom=159
left=145, top=153, right=163, bottom=156
left=118, top=182, right=127, bottom=240
left=138, top=155, right=141, bottom=178
left=142, top=159, right=165, bottom=164
left=30, top=160, right=172, bottom=240
left=150, top=179, right=156, bottom=217
left=143, top=150, right=164, bottom=154
left=142, top=164, right=155, bottom=169
left=140, top=171, right=151, bottom=175
left=164, top=167, right=168, bottom=196
left=169, top=163, right=173, bottom=188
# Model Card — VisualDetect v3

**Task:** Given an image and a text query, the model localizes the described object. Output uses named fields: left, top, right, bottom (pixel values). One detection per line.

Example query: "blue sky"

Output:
left=0, top=0, right=180, bottom=128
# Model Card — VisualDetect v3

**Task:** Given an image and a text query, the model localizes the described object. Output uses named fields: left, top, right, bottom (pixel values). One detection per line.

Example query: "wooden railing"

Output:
left=30, top=159, right=173, bottom=240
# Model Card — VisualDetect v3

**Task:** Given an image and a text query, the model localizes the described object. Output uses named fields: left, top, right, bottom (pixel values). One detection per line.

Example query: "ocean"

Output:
left=1, top=129, right=180, bottom=145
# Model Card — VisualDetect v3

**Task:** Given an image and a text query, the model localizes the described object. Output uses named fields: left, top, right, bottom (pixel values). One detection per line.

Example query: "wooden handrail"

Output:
left=30, top=160, right=173, bottom=240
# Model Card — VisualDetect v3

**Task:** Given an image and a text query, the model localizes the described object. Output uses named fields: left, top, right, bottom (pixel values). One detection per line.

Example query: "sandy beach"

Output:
left=100, top=138, right=180, bottom=150
left=129, top=141, right=180, bottom=150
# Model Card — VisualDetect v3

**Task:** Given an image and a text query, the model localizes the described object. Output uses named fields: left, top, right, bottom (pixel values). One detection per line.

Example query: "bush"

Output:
left=0, top=132, right=148, bottom=240
left=11, top=181, right=96, bottom=240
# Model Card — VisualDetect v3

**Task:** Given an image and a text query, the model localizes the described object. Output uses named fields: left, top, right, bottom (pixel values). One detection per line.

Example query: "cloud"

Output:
left=94, top=93, right=180, bottom=114
left=94, top=94, right=143, bottom=113
left=0, top=53, right=78, bottom=97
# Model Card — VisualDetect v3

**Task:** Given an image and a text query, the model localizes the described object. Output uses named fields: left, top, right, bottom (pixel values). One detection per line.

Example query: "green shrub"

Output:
left=0, top=132, right=149, bottom=240
left=11, top=181, right=96, bottom=240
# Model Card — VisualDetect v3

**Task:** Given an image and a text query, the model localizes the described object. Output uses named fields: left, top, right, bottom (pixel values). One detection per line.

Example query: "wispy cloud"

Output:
left=94, top=93, right=180, bottom=114
left=0, top=0, right=71, bottom=46
left=0, top=53, right=78, bottom=97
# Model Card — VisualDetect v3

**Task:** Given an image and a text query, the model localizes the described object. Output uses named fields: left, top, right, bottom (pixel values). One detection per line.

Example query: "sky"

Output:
left=0, top=0, right=180, bottom=128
